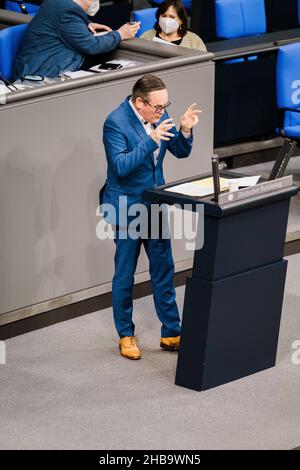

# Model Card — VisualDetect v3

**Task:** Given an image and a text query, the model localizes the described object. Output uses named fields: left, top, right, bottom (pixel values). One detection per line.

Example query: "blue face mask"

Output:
left=87, top=0, right=100, bottom=16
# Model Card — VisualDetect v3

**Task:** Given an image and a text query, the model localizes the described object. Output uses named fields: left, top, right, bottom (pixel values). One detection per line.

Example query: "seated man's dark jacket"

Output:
left=13, top=0, right=121, bottom=79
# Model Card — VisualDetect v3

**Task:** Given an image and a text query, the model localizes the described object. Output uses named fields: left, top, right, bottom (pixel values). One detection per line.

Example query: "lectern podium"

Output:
left=143, top=171, right=298, bottom=391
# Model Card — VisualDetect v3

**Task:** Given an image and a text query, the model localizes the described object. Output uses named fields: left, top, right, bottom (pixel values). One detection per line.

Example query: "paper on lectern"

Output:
left=166, top=175, right=261, bottom=197
left=167, top=177, right=229, bottom=197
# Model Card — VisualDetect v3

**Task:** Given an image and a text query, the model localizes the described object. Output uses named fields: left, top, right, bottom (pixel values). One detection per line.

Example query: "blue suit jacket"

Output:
left=13, top=0, right=121, bottom=79
left=100, top=97, right=193, bottom=226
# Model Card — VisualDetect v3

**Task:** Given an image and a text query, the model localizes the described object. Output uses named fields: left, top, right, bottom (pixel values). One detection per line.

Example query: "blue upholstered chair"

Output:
left=133, top=8, right=158, bottom=37
left=5, top=1, right=40, bottom=15
left=215, top=0, right=266, bottom=39
left=0, top=24, right=28, bottom=80
left=277, top=42, right=300, bottom=140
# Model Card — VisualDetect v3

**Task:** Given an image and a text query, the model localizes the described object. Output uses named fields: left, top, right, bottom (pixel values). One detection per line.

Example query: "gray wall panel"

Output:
left=0, top=61, right=214, bottom=316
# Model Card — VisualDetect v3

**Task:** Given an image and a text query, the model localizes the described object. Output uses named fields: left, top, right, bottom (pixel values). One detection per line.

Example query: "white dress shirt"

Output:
left=129, top=98, right=160, bottom=164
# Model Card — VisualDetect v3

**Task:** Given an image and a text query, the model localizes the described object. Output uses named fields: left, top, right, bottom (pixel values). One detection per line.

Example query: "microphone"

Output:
left=211, top=154, right=220, bottom=203
left=268, top=138, right=296, bottom=180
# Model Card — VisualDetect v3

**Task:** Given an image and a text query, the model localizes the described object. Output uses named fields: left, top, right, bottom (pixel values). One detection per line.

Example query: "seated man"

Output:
left=13, top=0, right=140, bottom=79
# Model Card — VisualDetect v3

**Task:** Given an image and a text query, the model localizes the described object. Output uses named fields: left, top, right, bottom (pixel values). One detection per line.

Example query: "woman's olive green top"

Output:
left=140, top=29, right=207, bottom=52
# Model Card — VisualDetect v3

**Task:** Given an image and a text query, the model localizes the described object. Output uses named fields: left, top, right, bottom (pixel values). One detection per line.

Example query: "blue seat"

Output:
left=133, top=8, right=158, bottom=37
left=277, top=42, right=300, bottom=139
left=0, top=24, right=28, bottom=80
left=215, top=0, right=266, bottom=39
left=5, top=1, right=40, bottom=15
left=148, top=0, right=192, bottom=11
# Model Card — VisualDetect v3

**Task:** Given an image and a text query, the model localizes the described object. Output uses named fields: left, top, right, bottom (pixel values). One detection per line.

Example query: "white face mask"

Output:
left=87, top=0, right=100, bottom=16
left=159, top=17, right=180, bottom=35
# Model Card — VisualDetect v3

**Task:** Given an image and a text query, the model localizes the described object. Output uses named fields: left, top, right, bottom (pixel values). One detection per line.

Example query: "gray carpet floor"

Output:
left=0, top=252, right=299, bottom=450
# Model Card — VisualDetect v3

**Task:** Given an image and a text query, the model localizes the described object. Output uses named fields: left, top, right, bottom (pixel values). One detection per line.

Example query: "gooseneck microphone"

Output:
left=212, top=154, right=220, bottom=203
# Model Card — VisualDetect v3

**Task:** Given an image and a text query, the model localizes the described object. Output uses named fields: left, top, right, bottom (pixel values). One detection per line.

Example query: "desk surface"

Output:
left=0, top=38, right=213, bottom=106
left=207, top=28, right=300, bottom=59
left=142, top=171, right=298, bottom=218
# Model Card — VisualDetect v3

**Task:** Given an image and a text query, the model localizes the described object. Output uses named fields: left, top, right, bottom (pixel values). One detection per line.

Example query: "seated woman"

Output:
left=141, top=0, right=206, bottom=51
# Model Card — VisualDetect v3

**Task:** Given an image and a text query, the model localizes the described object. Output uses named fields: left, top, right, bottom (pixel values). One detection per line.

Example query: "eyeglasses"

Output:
left=142, top=99, right=171, bottom=113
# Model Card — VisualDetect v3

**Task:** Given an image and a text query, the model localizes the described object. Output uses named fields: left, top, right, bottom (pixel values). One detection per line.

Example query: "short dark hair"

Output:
left=154, top=0, right=189, bottom=38
left=132, top=74, right=166, bottom=101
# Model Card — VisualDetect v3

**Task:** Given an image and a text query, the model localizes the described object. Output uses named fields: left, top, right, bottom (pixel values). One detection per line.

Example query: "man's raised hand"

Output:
left=150, top=118, right=175, bottom=142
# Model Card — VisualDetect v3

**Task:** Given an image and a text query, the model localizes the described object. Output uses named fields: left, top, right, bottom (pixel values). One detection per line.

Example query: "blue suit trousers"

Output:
left=112, top=229, right=181, bottom=338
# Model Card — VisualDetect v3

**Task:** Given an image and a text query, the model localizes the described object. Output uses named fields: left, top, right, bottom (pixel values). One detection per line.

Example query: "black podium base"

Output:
left=175, top=259, right=288, bottom=391
left=143, top=170, right=298, bottom=391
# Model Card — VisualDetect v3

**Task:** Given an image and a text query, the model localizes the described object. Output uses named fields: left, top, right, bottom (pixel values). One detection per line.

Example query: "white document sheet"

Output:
left=152, top=36, right=178, bottom=46
left=166, top=175, right=261, bottom=197
left=61, top=70, right=94, bottom=79
left=166, top=182, right=216, bottom=197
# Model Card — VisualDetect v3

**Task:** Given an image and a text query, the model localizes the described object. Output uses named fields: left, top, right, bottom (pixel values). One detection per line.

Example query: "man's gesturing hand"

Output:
left=150, top=118, right=175, bottom=142
left=180, top=103, right=202, bottom=133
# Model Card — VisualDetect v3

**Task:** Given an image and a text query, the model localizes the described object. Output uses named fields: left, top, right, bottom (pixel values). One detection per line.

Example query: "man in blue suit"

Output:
left=101, top=74, right=200, bottom=360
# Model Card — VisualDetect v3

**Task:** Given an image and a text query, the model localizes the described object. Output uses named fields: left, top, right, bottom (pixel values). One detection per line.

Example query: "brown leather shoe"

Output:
left=160, top=335, right=180, bottom=351
left=119, top=336, right=141, bottom=360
